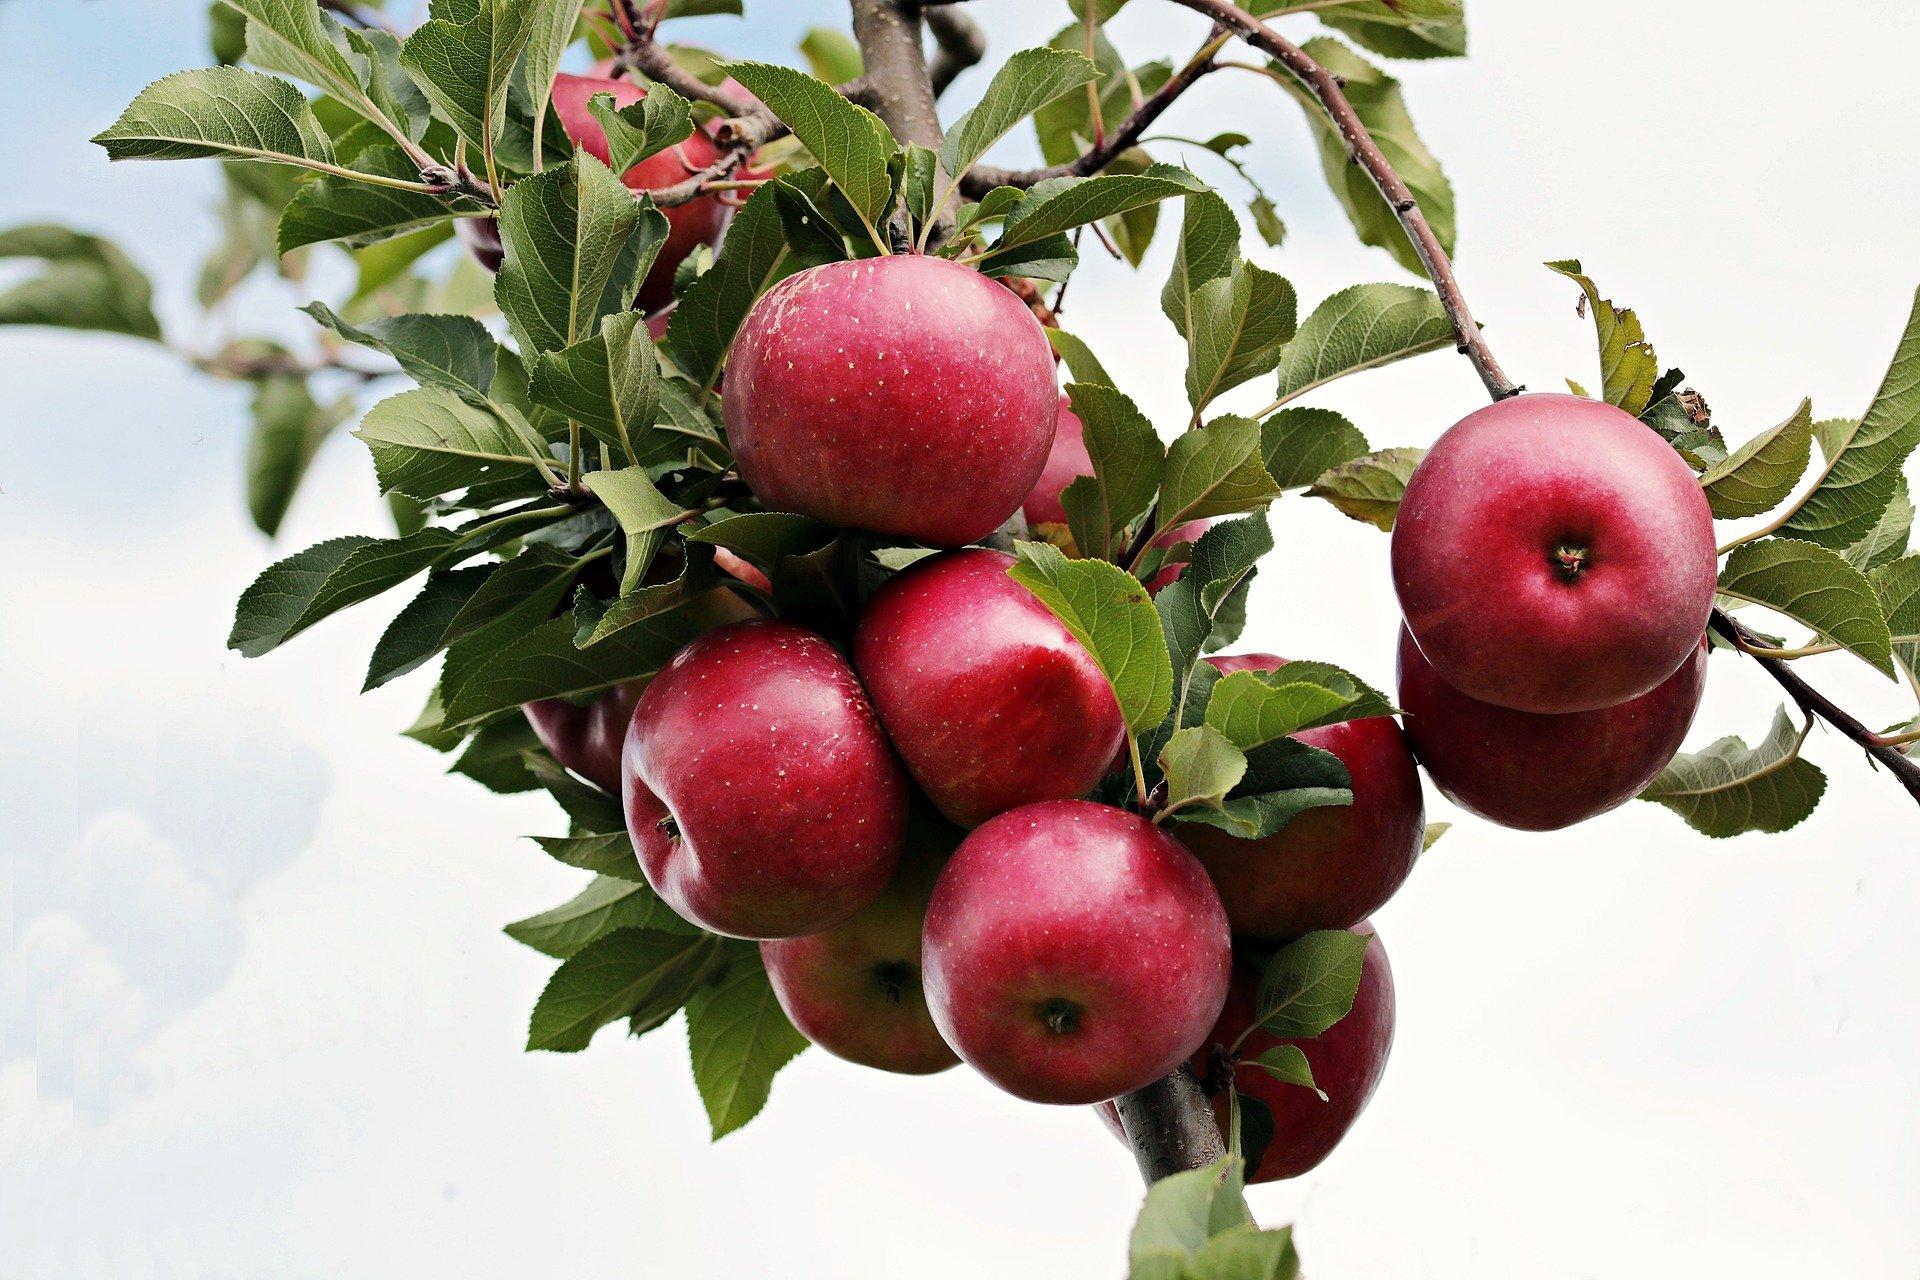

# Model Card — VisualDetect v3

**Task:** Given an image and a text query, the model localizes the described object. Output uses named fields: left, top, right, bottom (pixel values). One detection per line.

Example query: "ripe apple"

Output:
left=1178, top=655, right=1424, bottom=941
left=1095, top=922, right=1394, bottom=1182
left=523, top=682, right=642, bottom=793
left=853, top=548, right=1126, bottom=828
left=723, top=255, right=1059, bottom=546
left=760, top=812, right=962, bottom=1075
left=1391, top=392, right=1716, bottom=713
left=1143, top=519, right=1214, bottom=594
left=922, top=800, right=1232, bottom=1105
left=456, top=74, right=730, bottom=314
left=1396, top=625, right=1708, bottom=831
left=621, top=619, right=907, bottom=938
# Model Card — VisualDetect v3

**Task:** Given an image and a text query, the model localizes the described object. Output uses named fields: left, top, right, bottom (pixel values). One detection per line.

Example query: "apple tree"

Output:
left=10, top=0, right=1919, bottom=1272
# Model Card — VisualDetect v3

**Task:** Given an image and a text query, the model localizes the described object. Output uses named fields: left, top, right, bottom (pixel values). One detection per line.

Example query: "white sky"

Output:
left=2, top=1, right=1918, bottom=1277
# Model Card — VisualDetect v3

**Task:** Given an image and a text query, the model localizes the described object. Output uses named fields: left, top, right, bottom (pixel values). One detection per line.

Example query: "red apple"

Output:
left=710, top=546, right=771, bottom=593
left=1178, top=655, right=1424, bottom=941
left=853, top=548, right=1126, bottom=828
left=1143, top=519, right=1214, bottom=594
left=723, top=255, right=1059, bottom=546
left=1391, top=393, right=1716, bottom=713
left=760, top=812, right=962, bottom=1075
left=455, top=215, right=505, bottom=272
left=620, top=619, right=907, bottom=938
left=922, top=800, right=1232, bottom=1105
left=1396, top=624, right=1708, bottom=831
left=1096, top=922, right=1393, bottom=1182
left=523, top=682, right=642, bottom=793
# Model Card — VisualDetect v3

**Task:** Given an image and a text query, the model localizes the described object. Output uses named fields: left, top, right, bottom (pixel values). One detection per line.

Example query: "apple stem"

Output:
left=1113, top=1066, right=1230, bottom=1184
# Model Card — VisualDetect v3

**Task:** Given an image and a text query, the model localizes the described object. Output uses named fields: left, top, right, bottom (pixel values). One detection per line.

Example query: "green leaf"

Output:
left=1280, top=38, right=1452, bottom=276
left=228, top=528, right=457, bottom=657
left=363, top=565, right=492, bottom=690
left=1717, top=538, right=1895, bottom=677
left=1544, top=259, right=1660, bottom=417
left=939, top=47, right=1099, bottom=186
left=526, top=927, right=721, bottom=1051
left=1174, top=742, right=1351, bottom=842
left=302, top=301, right=496, bottom=401
left=1871, top=554, right=1920, bottom=684
left=245, top=375, right=354, bottom=536
left=1699, top=399, right=1814, bottom=520
left=522, top=751, right=626, bottom=833
left=509, top=874, right=696, bottom=959
left=221, top=0, right=367, bottom=109
left=496, top=156, right=663, bottom=355
left=1846, top=476, right=1912, bottom=571
left=588, top=85, right=695, bottom=175
left=521, top=0, right=585, bottom=171
left=93, top=67, right=337, bottom=171
left=442, top=591, right=748, bottom=727
left=581, top=466, right=690, bottom=594
left=1160, top=726, right=1250, bottom=816
left=1781, top=289, right=1920, bottom=549
left=992, top=166, right=1208, bottom=253
left=1047, top=329, right=1114, bottom=390
left=1161, top=189, right=1239, bottom=339
left=210, top=1, right=249, bottom=63
left=1639, top=708, right=1827, bottom=838
left=798, top=27, right=864, bottom=84
left=353, top=386, right=549, bottom=499
left=1159, top=417, right=1282, bottom=529
left=1189, top=1224, right=1300, bottom=1280
left=1269, top=282, right=1451, bottom=406
left=685, top=948, right=811, bottom=1139
left=1254, top=929, right=1370, bottom=1038
left=1205, top=663, right=1393, bottom=751
left=1247, top=1045, right=1323, bottom=1099
left=530, top=311, right=663, bottom=461
left=1008, top=541, right=1174, bottom=736
left=0, top=224, right=163, bottom=340
left=1128, top=1158, right=1248, bottom=1273
left=1186, top=262, right=1299, bottom=409
left=1259, top=407, right=1369, bottom=490
left=399, top=0, right=536, bottom=161
left=277, top=147, right=469, bottom=252
left=532, top=831, right=647, bottom=882
left=1153, top=518, right=1275, bottom=741
left=1422, top=821, right=1451, bottom=851
left=725, top=62, right=897, bottom=235
left=1305, top=445, right=1424, bottom=530
left=664, top=182, right=790, bottom=389
left=975, top=232, right=1078, bottom=284
left=1060, top=382, right=1166, bottom=561
left=449, top=714, right=542, bottom=793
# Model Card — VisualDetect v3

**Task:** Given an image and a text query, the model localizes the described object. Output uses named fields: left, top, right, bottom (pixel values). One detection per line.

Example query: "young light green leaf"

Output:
left=686, top=948, right=811, bottom=1139
left=1189, top=1224, right=1301, bottom=1280
left=353, top=386, right=548, bottom=499
left=1060, top=381, right=1166, bottom=560
left=530, top=311, right=662, bottom=460
left=1128, top=1158, right=1249, bottom=1273
left=665, top=182, right=789, bottom=389
left=228, top=528, right=457, bottom=657
left=1159, top=725, right=1250, bottom=816
left=1638, top=707, right=1827, bottom=838
left=1305, top=445, right=1424, bottom=530
left=798, top=27, right=864, bottom=83
left=1698, top=399, right=1814, bottom=520
left=276, top=147, right=471, bottom=252
left=496, top=156, right=660, bottom=355
left=1204, top=663, right=1393, bottom=751
left=1780, top=288, right=1920, bottom=549
left=1160, top=417, right=1282, bottom=529
left=0, top=224, right=162, bottom=340
left=725, top=62, right=897, bottom=234
left=1422, top=821, right=1451, bottom=851
left=1174, top=742, right=1351, bottom=842
left=581, top=466, right=690, bottom=594
left=508, top=875, right=696, bottom=959
left=1717, top=537, right=1895, bottom=676
left=939, top=47, right=1099, bottom=186
left=246, top=374, right=354, bottom=536
left=526, top=927, right=721, bottom=1051
left=93, top=67, right=338, bottom=171
left=1254, top=929, right=1370, bottom=1038
left=1544, top=259, right=1660, bottom=417
left=302, top=301, right=496, bottom=402
left=993, top=166, right=1208, bottom=253
left=1248, top=1045, right=1324, bottom=1099
left=1186, top=262, right=1299, bottom=409
left=1259, top=407, right=1370, bottom=490
left=588, top=85, right=695, bottom=175
left=1269, top=282, right=1451, bottom=406
left=399, top=0, right=537, bottom=162
left=1008, top=541, right=1174, bottom=736
left=1280, top=39, right=1452, bottom=276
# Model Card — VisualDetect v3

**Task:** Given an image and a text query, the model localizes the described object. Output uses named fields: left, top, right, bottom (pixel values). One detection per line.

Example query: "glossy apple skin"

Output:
left=457, top=75, right=728, bottom=313
left=620, top=620, right=907, bottom=939
left=1391, top=393, right=1716, bottom=713
left=1096, top=923, right=1393, bottom=1182
left=523, top=683, right=643, bottom=793
left=723, top=256, right=1058, bottom=546
left=1397, top=625, right=1708, bottom=831
left=853, top=549, right=1126, bottom=828
left=1178, top=655, right=1424, bottom=941
left=760, top=813, right=962, bottom=1075
left=923, top=800, right=1232, bottom=1105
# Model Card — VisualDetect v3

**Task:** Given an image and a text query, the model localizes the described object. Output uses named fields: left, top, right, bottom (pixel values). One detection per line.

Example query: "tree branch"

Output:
left=964, top=27, right=1231, bottom=196
left=850, top=0, right=946, bottom=150
left=924, top=6, right=988, bottom=97
left=1115, top=1067, right=1228, bottom=1183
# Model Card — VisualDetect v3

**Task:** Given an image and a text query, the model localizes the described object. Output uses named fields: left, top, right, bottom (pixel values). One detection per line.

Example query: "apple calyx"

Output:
left=1039, top=998, right=1084, bottom=1036
left=1550, top=541, right=1591, bottom=582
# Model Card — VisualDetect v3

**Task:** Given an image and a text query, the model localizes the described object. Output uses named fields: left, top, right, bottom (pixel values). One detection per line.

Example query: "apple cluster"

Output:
left=518, top=243, right=1427, bottom=1184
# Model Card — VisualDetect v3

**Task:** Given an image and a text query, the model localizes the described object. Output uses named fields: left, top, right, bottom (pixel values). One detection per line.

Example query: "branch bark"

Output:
left=925, top=6, right=988, bottom=97
left=1114, top=1067, right=1228, bottom=1183
left=850, top=0, right=946, bottom=150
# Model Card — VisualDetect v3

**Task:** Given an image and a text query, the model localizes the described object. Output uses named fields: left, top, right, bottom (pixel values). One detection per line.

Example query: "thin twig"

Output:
left=925, top=6, right=987, bottom=97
